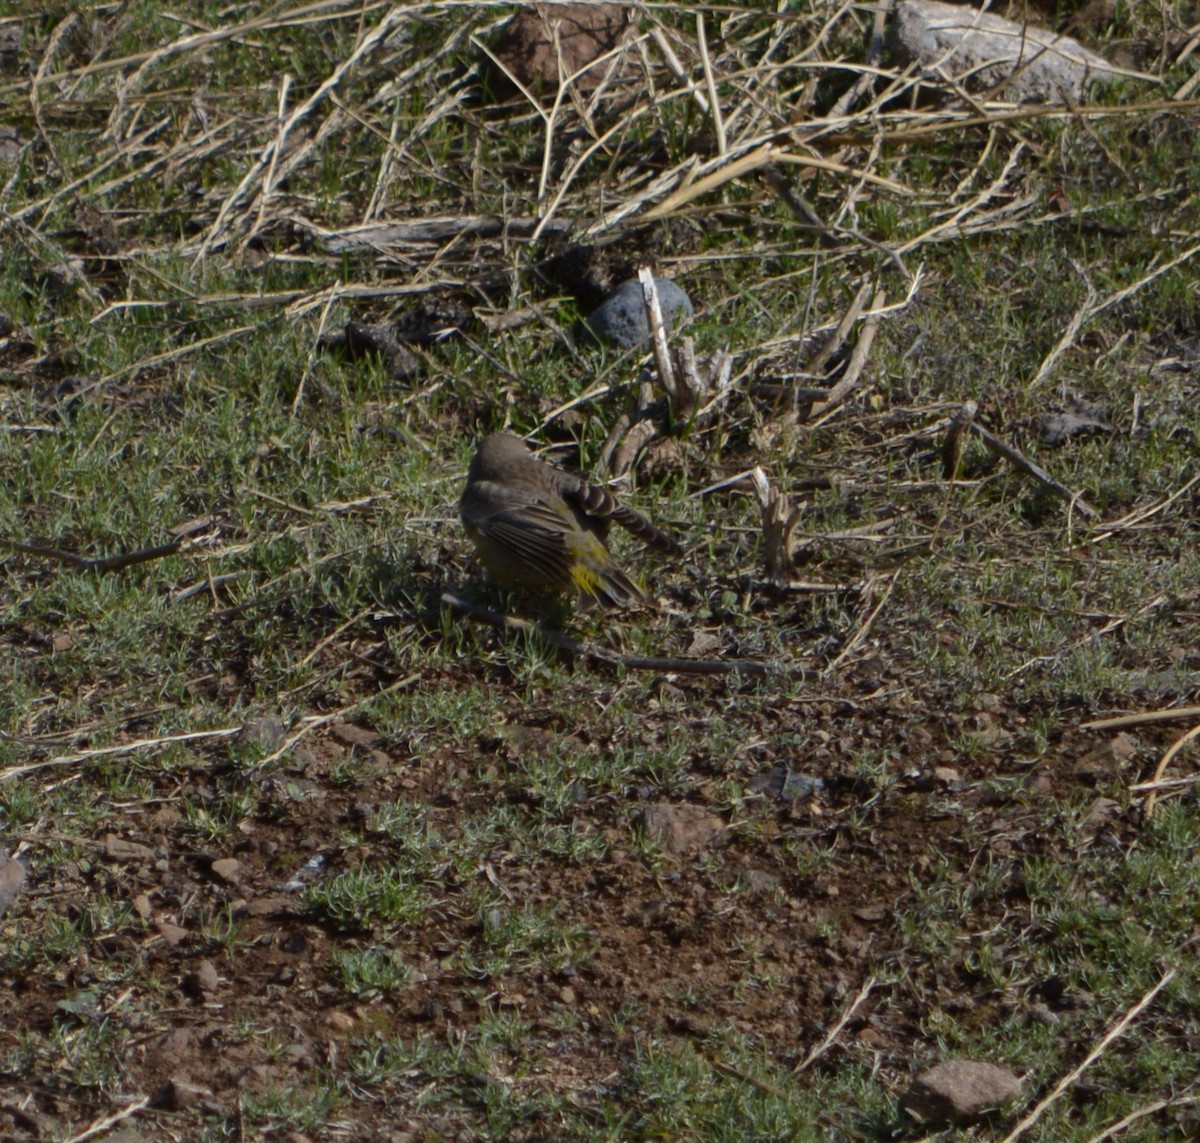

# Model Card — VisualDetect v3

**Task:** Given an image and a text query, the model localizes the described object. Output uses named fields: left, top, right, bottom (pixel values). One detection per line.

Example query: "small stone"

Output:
left=558, top=985, right=577, bottom=1006
left=739, top=869, right=780, bottom=896
left=237, top=895, right=294, bottom=918
left=284, top=1043, right=315, bottom=1067
left=182, top=960, right=220, bottom=998
left=1082, top=797, right=1122, bottom=831
left=902, top=1059, right=1022, bottom=1124
left=932, top=765, right=961, bottom=786
left=156, top=922, right=189, bottom=947
left=585, top=277, right=693, bottom=349
left=103, top=835, right=154, bottom=862
left=210, top=858, right=241, bottom=885
left=747, top=767, right=825, bottom=801
left=0, top=849, right=28, bottom=918
left=152, top=1078, right=211, bottom=1111
left=132, top=893, right=153, bottom=920
left=326, top=1010, right=355, bottom=1033
left=1072, top=733, right=1138, bottom=783
left=639, top=803, right=725, bottom=856
left=329, top=722, right=384, bottom=749
left=237, top=716, right=287, bottom=751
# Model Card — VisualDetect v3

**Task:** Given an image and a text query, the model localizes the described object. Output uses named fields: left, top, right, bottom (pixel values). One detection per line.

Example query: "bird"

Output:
left=459, top=432, right=681, bottom=609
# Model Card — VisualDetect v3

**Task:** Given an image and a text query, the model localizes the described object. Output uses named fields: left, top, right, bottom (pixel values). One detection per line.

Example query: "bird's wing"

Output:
left=475, top=500, right=578, bottom=587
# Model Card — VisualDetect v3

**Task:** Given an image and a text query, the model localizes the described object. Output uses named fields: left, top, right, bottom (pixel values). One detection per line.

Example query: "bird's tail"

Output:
left=565, top=530, right=652, bottom=609
left=568, top=480, right=683, bottom=555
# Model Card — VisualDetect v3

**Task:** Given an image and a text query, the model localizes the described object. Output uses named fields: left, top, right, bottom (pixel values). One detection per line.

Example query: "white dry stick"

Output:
left=245, top=72, right=293, bottom=252
left=63, top=1097, right=151, bottom=1143
left=251, top=670, right=422, bottom=772
left=696, top=12, right=726, bottom=156
left=999, top=970, right=1177, bottom=1143
left=1084, top=1095, right=1200, bottom=1143
left=1089, top=472, right=1200, bottom=545
left=649, top=23, right=710, bottom=113
left=639, top=266, right=678, bottom=402
left=1027, top=241, right=1200, bottom=392
left=1026, top=286, right=1095, bottom=393
left=1084, top=706, right=1200, bottom=731
left=809, top=285, right=887, bottom=423
left=195, top=6, right=406, bottom=260
left=795, top=976, right=877, bottom=1073
left=824, top=570, right=899, bottom=675
left=0, top=727, right=243, bottom=784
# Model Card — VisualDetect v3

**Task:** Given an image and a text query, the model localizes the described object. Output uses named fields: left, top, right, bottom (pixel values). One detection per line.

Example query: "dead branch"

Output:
left=809, top=285, right=887, bottom=422
left=971, top=423, right=1099, bottom=519
left=2, top=536, right=185, bottom=574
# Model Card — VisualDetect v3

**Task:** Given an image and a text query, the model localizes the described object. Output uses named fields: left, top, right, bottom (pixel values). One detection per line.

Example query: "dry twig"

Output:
left=999, top=970, right=1176, bottom=1143
left=971, top=423, right=1099, bottom=519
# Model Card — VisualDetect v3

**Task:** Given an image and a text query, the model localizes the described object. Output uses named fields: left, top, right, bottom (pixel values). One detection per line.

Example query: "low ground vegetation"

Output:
left=0, top=2, right=1198, bottom=1140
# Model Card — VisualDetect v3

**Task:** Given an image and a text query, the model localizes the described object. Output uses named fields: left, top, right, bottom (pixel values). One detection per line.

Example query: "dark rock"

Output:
left=152, top=1078, right=211, bottom=1111
left=237, top=716, right=287, bottom=751
left=747, top=767, right=825, bottom=801
left=585, top=277, right=692, bottom=349
left=1038, top=401, right=1111, bottom=445
left=323, top=322, right=423, bottom=382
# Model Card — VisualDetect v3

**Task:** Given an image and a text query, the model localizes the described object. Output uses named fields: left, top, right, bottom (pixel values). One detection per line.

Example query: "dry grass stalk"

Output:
left=195, top=6, right=407, bottom=260
left=1090, top=473, right=1200, bottom=544
left=1084, top=707, right=1200, bottom=732
left=1027, top=239, right=1200, bottom=391
left=794, top=975, right=877, bottom=1073
left=971, top=423, right=1099, bottom=519
left=808, top=286, right=887, bottom=423
left=1084, top=1095, right=1200, bottom=1143
left=1140, top=722, right=1200, bottom=819
left=999, top=970, right=1176, bottom=1143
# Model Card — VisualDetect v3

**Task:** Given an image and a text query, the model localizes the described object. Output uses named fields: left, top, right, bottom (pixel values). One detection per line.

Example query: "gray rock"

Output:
left=902, top=1059, right=1022, bottom=1124
left=1037, top=401, right=1111, bottom=445
left=585, top=277, right=693, bottom=348
left=890, top=0, right=1126, bottom=104
left=0, top=848, right=28, bottom=918
left=747, top=766, right=825, bottom=801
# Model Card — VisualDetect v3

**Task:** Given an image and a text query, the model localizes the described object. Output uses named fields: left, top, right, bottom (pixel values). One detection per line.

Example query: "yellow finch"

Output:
left=459, top=432, right=681, bottom=609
